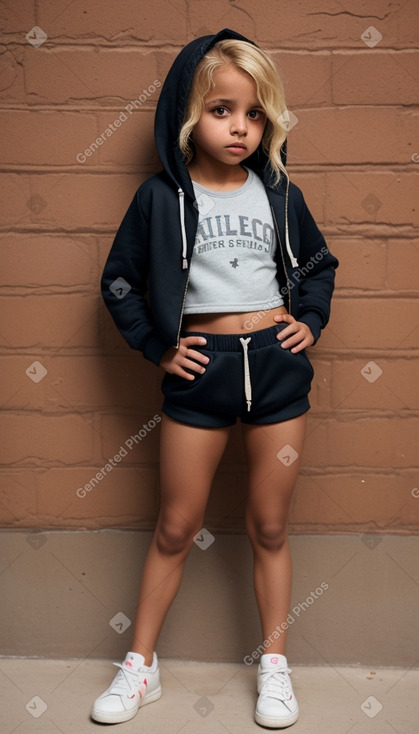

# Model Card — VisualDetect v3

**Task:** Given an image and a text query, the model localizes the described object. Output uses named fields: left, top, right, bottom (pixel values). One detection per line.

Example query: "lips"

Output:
left=227, top=143, right=246, bottom=149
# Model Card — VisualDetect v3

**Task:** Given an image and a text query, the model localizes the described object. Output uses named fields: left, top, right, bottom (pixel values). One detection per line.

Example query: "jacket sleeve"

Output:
left=293, top=191, right=339, bottom=344
left=101, top=190, right=169, bottom=366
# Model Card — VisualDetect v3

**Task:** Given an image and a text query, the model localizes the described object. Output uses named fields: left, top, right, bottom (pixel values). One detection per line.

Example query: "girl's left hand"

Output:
left=273, top=313, right=314, bottom=353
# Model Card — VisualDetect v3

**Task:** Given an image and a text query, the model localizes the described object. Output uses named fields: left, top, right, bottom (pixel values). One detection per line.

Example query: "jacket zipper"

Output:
left=176, top=268, right=190, bottom=348
left=271, top=204, right=291, bottom=313
left=175, top=187, right=194, bottom=347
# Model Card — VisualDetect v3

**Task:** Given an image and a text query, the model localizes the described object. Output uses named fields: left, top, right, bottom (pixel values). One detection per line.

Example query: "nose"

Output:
left=230, top=113, right=247, bottom=136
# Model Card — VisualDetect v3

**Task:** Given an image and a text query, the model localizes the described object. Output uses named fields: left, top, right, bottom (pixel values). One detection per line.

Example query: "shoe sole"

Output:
left=255, top=707, right=299, bottom=728
left=91, top=685, right=162, bottom=724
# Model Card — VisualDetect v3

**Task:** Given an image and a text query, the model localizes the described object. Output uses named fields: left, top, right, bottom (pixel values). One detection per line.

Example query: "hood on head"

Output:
left=154, top=28, right=287, bottom=197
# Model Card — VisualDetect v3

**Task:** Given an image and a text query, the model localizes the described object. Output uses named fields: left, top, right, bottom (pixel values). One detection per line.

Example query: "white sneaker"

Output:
left=91, top=651, right=161, bottom=724
left=255, top=653, right=299, bottom=728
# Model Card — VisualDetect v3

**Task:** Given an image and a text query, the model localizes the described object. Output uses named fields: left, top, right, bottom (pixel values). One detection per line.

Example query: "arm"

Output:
left=275, top=189, right=339, bottom=351
left=101, top=190, right=169, bottom=366
left=101, top=189, right=211, bottom=375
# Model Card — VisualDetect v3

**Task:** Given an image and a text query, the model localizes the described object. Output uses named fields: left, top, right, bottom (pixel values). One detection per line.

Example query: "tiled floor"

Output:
left=1, top=658, right=417, bottom=733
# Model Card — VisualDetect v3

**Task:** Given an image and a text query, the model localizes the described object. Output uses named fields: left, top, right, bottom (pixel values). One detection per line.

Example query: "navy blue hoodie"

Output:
left=101, top=28, right=338, bottom=365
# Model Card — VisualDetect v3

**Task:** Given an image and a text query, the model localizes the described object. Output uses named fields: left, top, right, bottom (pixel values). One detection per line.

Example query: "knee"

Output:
left=249, top=521, right=288, bottom=552
left=155, top=519, right=194, bottom=556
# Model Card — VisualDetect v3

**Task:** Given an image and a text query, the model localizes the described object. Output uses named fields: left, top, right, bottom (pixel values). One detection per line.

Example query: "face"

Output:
left=190, top=64, right=266, bottom=171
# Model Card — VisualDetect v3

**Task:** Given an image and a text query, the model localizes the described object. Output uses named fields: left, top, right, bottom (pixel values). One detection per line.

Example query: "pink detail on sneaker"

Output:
left=125, top=661, right=133, bottom=668
left=138, top=680, right=147, bottom=700
left=270, top=657, right=278, bottom=664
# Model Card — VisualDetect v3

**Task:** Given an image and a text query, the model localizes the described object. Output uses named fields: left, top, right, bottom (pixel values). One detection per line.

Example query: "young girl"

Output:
left=92, top=28, right=338, bottom=729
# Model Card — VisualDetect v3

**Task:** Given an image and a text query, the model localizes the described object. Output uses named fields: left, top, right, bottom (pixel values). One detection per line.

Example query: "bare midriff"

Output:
left=182, top=304, right=288, bottom=335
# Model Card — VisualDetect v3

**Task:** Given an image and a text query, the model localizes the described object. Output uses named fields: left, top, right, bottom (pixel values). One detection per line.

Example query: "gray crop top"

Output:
left=184, top=167, right=284, bottom=314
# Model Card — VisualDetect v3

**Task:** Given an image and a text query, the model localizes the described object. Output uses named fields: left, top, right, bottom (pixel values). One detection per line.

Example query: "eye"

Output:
left=212, top=106, right=229, bottom=116
left=248, top=109, right=264, bottom=120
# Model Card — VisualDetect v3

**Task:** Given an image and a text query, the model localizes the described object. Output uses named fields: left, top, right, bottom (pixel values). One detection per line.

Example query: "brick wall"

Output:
left=1, top=1, right=418, bottom=535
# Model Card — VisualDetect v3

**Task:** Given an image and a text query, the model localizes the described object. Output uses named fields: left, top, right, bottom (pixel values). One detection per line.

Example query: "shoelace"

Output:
left=108, top=662, right=142, bottom=695
left=259, top=667, right=293, bottom=702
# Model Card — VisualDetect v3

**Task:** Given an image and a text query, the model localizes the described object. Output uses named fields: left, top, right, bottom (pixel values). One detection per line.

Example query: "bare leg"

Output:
left=130, top=415, right=230, bottom=665
left=243, top=413, right=307, bottom=656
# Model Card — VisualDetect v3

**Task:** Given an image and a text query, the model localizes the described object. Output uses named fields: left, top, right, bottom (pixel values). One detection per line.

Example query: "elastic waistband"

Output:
left=182, top=325, right=283, bottom=352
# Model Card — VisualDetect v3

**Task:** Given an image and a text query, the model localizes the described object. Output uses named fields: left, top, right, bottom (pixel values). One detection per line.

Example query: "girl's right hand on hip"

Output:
left=160, top=336, right=209, bottom=380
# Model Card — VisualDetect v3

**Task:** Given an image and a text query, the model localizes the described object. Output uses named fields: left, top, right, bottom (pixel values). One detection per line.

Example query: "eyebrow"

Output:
left=205, top=97, right=263, bottom=108
left=205, top=98, right=233, bottom=105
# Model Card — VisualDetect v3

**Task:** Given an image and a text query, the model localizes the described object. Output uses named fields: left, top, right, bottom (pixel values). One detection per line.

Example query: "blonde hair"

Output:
left=179, top=39, right=288, bottom=186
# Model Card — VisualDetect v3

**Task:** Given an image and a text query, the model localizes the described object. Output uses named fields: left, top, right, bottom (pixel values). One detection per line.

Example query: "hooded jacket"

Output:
left=101, top=28, right=338, bottom=366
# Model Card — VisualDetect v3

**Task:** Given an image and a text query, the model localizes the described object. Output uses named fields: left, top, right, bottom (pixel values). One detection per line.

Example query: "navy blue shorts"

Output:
left=161, top=324, right=314, bottom=428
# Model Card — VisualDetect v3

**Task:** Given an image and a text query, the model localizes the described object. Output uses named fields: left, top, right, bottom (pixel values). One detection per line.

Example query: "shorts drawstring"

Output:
left=239, top=336, right=252, bottom=411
